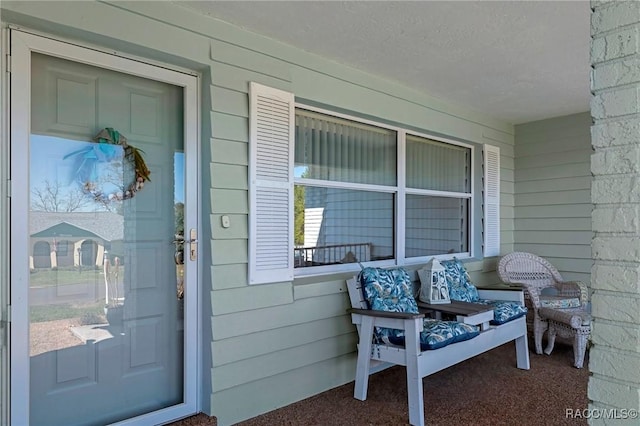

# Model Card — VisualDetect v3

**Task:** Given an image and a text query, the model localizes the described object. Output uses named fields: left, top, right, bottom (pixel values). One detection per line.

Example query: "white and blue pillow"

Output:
left=440, top=259, right=527, bottom=325
left=361, top=267, right=418, bottom=314
left=441, top=259, right=479, bottom=302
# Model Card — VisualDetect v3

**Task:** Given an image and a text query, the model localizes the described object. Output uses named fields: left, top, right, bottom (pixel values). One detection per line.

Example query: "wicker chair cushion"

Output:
left=539, top=296, right=581, bottom=309
left=441, top=258, right=479, bottom=302
left=476, top=299, right=527, bottom=325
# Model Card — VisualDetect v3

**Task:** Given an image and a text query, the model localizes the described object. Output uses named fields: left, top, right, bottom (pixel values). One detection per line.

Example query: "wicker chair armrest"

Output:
left=347, top=308, right=425, bottom=320
left=509, top=281, right=543, bottom=307
left=556, top=281, right=589, bottom=306
left=539, top=307, right=591, bottom=328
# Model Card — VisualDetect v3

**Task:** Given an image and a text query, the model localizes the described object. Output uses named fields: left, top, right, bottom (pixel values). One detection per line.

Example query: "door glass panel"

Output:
left=28, top=53, right=185, bottom=425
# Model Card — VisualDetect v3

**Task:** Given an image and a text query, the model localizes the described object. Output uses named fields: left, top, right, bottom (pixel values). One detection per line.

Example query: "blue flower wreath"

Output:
left=64, top=128, right=151, bottom=204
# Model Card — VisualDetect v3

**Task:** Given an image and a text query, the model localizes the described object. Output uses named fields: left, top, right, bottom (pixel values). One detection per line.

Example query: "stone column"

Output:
left=590, top=1, right=640, bottom=421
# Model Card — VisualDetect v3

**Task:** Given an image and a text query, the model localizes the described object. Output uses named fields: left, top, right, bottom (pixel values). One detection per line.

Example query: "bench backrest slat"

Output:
left=347, top=276, right=368, bottom=310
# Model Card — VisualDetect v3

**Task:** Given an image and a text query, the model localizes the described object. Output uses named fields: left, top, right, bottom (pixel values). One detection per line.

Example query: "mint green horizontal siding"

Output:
left=211, top=282, right=293, bottom=315
left=514, top=230, right=591, bottom=245
left=210, top=61, right=292, bottom=94
left=516, top=218, right=591, bottom=232
left=211, top=264, right=248, bottom=290
left=210, top=189, right=248, bottom=214
left=514, top=112, right=592, bottom=286
left=210, top=112, right=248, bottom=141
left=210, top=354, right=354, bottom=426
left=210, top=163, right=247, bottom=190
left=516, top=190, right=591, bottom=206
left=210, top=138, right=248, bottom=166
left=210, top=214, right=248, bottom=240
left=210, top=85, right=248, bottom=117
left=516, top=176, right=591, bottom=194
left=209, top=39, right=292, bottom=81
left=502, top=193, right=515, bottom=207
left=293, top=279, right=349, bottom=299
left=212, top=293, right=351, bottom=340
left=211, top=239, right=248, bottom=265
left=212, top=333, right=355, bottom=391
left=515, top=243, right=591, bottom=259
left=515, top=204, right=593, bottom=218
left=516, top=163, right=590, bottom=181
left=516, top=149, right=591, bottom=169
left=212, top=316, right=355, bottom=367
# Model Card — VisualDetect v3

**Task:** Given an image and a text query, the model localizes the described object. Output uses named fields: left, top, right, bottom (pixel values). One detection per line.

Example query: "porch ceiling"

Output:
left=178, top=0, right=590, bottom=125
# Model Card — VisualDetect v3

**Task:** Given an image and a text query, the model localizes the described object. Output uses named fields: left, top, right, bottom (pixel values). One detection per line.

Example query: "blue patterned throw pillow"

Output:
left=441, top=258, right=479, bottom=302
left=360, top=267, right=418, bottom=345
left=360, top=267, right=418, bottom=314
left=439, top=258, right=526, bottom=325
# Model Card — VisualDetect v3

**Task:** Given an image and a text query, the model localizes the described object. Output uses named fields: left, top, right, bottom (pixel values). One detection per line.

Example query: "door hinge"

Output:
left=5, top=54, right=10, bottom=74
left=6, top=179, right=11, bottom=198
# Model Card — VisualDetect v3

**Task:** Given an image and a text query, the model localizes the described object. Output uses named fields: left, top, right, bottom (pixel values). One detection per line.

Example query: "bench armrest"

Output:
left=477, top=289, right=525, bottom=304
left=348, top=308, right=425, bottom=320
left=348, top=308, right=425, bottom=333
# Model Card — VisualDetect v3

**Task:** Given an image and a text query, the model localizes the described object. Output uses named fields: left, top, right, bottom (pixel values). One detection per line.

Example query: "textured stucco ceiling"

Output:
left=178, top=1, right=590, bottom=125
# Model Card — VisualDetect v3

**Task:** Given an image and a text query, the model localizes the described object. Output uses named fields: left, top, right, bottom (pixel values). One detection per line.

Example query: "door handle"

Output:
left=188, top=228, right=197, bottom=261
left=172, top=229, right=197, bottom=261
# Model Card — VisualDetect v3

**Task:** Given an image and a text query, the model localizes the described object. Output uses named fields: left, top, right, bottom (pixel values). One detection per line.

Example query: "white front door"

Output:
left=10, top=31, right=199, bottom=425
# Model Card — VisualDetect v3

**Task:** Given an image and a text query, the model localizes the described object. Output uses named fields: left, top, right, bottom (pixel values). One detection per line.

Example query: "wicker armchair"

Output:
left=497, top=252, right=590, bottom=368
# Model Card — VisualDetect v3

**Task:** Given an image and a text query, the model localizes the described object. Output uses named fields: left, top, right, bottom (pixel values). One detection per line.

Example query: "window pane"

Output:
left=406, top=135, right=471, bottom=193
left=405, top=195, right=469, bottom=257
left=295, top=109, right=396, bottom=186
left=294, top=186, right=394, bottom=267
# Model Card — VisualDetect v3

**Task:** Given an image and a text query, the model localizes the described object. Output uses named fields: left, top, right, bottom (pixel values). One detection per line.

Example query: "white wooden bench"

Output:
left=347, top=275, right=530, bottom=426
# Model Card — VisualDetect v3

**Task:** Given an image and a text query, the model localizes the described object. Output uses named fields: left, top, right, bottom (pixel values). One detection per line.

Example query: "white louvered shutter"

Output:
left=483, top=144, right=500, bottom=257
left=248, top=83, right=295, bottom=284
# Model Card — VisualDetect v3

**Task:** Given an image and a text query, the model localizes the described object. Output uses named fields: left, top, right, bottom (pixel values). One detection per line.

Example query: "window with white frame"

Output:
left=248, top=82, right=499, bottom=285
left=404, top=134, right=472, bottom=258
left=293, top=109, right=397, bottom=268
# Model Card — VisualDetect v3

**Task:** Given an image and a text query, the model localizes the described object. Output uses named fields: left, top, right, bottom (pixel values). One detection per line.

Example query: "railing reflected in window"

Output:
left=294, top=242, right=373, bottom=268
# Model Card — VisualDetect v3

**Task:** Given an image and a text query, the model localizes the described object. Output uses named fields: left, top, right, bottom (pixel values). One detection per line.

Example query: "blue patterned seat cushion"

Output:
left=359, top=267, right=479, bottom=350
left=476, top=299, right=527, bottom=325
left=449, top=321, right=481, bottom=343
left=388, top=319, right=479, bottom=350
left=440, top=258, right=526, bottom=324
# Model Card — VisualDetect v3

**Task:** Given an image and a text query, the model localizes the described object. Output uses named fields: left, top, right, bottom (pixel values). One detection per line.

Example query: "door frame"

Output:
left=9, top=29, right=201, bottom=425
